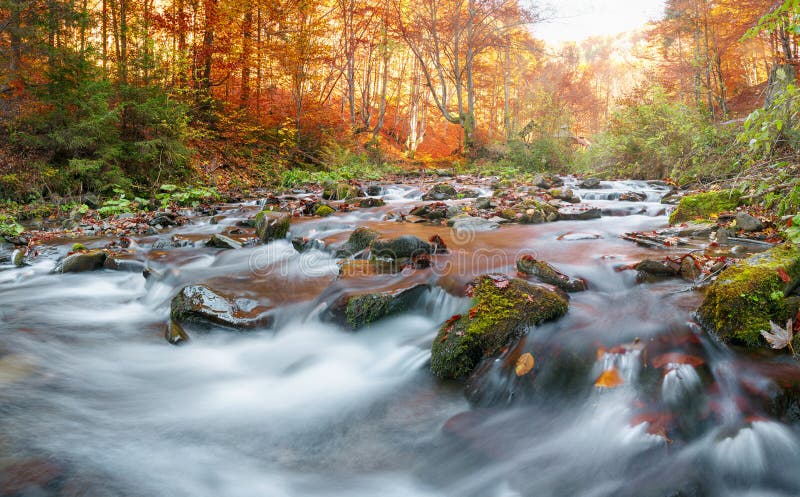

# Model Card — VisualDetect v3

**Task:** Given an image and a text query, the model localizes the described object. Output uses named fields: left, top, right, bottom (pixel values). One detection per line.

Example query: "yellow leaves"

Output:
left=594, top=368, right=624, bottom=389
left=514, top=352, right=534, bottom=376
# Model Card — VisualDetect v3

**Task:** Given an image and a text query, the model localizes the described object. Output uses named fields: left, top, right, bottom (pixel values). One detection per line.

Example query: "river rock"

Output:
left=326, top=284, right=430, bottom=330
left=292, top=237, right=325, bottom=253
left=679, top=256, right=703, bottom=282
left=148, top=211, right=181, bottom=227
left=410, top=203, right=448, bottom=220
left=56, top=250, right=108, bottom=273
left=697, top=243, right=800, bottom=348
left=356, top=197, right=385, bottom=208
left=475, top=197, right=494, bottom=210
left=516, top=255, right=587, bottom=292
left=619, top=191, right=647, bottom=202
left=170, top=284, right=273, bottom=329
left=11, top=249, right=25, bottom=267
left=335, top=227, right=380, bottom=258
left=255, top=210, right=291, bottom=243
left=430, top=275, right=569, bottom=379
left=370, top=235, right=432, bottom=260
left=669, top=190, right=741, bottom=224
left=557, top=206, right=601, bottom=221
left=322, top=182, right=364, bottom=200
left=165, top=319, right=189, bottom=345
left=548, top=188, right=580, bottom=203
left=366, top=184, right=383, bottom=196
left=314, top=204, right=336, bottom=217
left=578, top=178, right=601, bottom=189
left=735, top=212, right=764, bottom=232
left=206, top=233, right=242, bottom=249
left=450, top=216, right=500, bottom=232
left=636, top=259, right=679, bottom=279
left=422, top=183, right=457, bottom=201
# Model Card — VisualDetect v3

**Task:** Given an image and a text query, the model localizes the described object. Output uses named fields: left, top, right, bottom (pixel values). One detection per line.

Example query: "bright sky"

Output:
left=534, top=0, right=666, bottom=44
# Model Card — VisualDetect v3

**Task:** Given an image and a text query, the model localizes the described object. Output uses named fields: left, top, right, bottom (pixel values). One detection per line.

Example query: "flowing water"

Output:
left=2, top=178, right=800, bottom=497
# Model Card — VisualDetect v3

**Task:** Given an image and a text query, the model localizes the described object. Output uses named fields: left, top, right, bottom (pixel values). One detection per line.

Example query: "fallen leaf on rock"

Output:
left=778, top=267, right=791, bottom=283
left=594, top=368, right=624, bottom=389
left=761, top=319, right=795, bottom=354
left=515, top=353, right=535, bottom=376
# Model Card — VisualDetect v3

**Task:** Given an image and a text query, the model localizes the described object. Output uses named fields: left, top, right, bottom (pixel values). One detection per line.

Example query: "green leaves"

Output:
left=0, top=214, right=24, bottom=238
left=787, top=214, right=800, bottom=243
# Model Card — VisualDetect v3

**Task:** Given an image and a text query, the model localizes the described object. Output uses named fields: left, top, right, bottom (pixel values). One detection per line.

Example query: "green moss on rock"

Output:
left=697, top=243, right=800, bottom=348
left=335, top=227, right=380, bottom=258
left=669, top=190, right=741, bottom=225
left=315, top=204, right=336, bottom=217
left=322, top=182, right=364, bottom=200
left=430, top=275, right=569, bottom=379
left=517, top=255, right=587, bottom=292
left=340, top=285, right=429, bottom=329
left=255, top=210, right=291, bottom=243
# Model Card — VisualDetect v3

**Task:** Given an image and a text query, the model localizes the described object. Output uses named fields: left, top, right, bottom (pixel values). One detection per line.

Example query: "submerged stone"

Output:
left=430, top=275, right=569, bottom=379
left=697, top=243, right=800, bottom=348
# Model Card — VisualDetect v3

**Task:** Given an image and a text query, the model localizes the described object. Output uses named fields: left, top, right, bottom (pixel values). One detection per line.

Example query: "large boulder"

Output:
left=422, top=183, right=457, bottom=201
left=516, top=255, right=587, bottom=292
left=56, top=250, right=108, bottom=273
left=254, top=210, right=291, bottom=243
left=170, top=284, right=273, bottom=329
left=697, top=243, right=800, bottom=348
left=326, top=284, right=430, bottom=330
left=370, top=235, right=432, bottom=260
left=668, top=190, right=741, bottom=225
left=430, top=275, right=569, bottom=379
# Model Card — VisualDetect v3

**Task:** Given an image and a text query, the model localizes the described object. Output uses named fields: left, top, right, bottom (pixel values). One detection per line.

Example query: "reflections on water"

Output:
left=2, top=178, right=800, bottom=497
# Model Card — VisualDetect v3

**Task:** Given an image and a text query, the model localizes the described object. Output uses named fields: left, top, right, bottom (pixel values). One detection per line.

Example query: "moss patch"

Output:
left=697, top=243, right=800, bottom=347
left=430, top=275, right=569, bottom=379
left=669, top=190, right=741, bottom=225
left=314, top=204, right=335, bottom=217
left=322, top=182, right=363, bottom=200
left=343, top=285, right=429, bottom=329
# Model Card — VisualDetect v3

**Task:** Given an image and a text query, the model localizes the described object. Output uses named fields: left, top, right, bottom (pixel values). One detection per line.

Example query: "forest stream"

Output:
left=2, top=177, right=800, bottom=497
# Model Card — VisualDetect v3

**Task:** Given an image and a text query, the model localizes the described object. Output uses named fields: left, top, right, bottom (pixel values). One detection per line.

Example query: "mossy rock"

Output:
left=669, top=190, right=741, bottom=225
left=370, top=235, right=432, bottom=260
left=516, top=255, right=587, bottom=292
left=697, top=243, right=800, bottom=348
left=57, top=250, right=108, bottom=273
left=255, top=210, right=291, bottom=243
left=335, top=227, right=380, bottom=258
left=322, top=182, right=364, bottom=200
left=71, top=243, right=88, bottom=252
left=329, top=284, right=430, bottom=330
left=431, top=275, right=569, bottom=379
left=314, top=204, right=336, bottom=217
left=422, top=183, right=457, bottom=201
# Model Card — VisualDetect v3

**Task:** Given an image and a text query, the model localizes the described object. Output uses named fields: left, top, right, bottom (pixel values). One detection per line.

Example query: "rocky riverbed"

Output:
left=1, top=175, right=800, bottom=497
